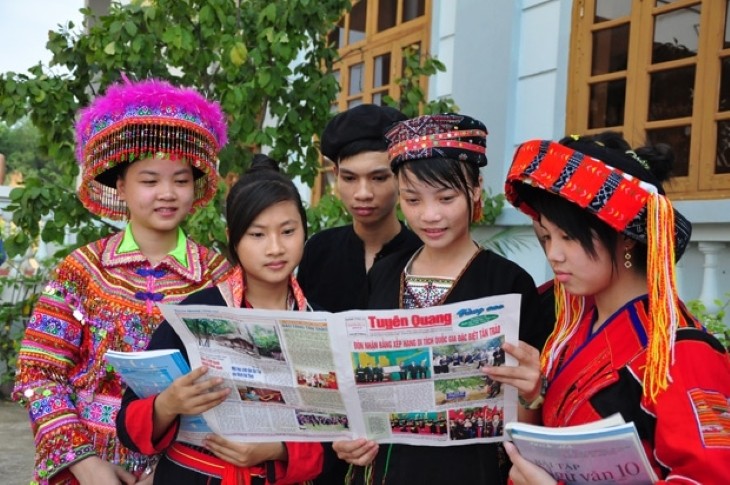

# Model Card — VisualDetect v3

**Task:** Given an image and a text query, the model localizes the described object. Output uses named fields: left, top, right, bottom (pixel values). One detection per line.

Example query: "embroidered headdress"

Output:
left=75, top=78, right=228, bottom=220
left=385, top=113, right=488, bottom=222
left=385, top=113, right=488, bottom=170
left=505, top=137, right=692, bottom=403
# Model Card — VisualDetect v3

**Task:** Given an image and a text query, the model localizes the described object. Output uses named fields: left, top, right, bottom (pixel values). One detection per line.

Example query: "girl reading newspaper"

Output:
left=117, top=156, right=330, bottom=484
left=489, top=133, right=730, bottom=484
left=332, top=114, right=553, bottom=484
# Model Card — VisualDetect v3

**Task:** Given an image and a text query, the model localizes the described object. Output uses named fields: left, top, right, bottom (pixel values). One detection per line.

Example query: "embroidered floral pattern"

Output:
left=13, top=232, right=231, bottom=484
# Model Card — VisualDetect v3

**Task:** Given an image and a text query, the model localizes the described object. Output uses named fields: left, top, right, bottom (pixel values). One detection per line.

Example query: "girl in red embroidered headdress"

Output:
left=488, top=132, right=730, bottom=484
left=117, top=155, right=328, bottom=485
left=332, top=114, right=553, bottom=485
left=12, top=78, right=233, bottom=485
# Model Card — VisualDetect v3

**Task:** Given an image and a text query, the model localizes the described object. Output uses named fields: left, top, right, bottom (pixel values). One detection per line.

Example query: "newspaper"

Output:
left=158, top=293, right=520, bottom=447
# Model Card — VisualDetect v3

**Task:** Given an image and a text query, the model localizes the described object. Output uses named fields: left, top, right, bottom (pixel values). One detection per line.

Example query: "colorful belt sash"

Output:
left=166, top=442, right=266, bottom=485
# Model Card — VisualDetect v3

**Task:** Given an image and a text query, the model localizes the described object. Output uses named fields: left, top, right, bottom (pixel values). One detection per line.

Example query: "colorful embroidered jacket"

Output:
left=542, top=295, right=730, bottom=484
left=12, top=230, right=231, bottom=484
left=117, top=268, right=329, bottom=484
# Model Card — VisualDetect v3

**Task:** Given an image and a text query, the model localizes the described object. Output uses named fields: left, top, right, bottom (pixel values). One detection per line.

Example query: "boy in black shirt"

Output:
left=297, top=104, right=421, bottom=311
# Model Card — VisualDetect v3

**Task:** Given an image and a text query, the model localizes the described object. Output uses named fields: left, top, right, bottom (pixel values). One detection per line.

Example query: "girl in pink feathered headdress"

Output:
left=13, top=78, right=232, bottom=485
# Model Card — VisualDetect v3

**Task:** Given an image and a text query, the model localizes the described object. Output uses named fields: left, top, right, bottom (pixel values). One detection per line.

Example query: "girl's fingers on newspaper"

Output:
left=187, top=387, right=231, bottom=412
left=333, top=439, right=379, bottom=465
left=344, top=446, right=379, bottom=466
left=481, top=361, right=540, bottom=397
left=501, top=342, right=540, bottom=366
left=183, top=366, right=209, bottom=381
left=193, top=376, right=225, bottom=394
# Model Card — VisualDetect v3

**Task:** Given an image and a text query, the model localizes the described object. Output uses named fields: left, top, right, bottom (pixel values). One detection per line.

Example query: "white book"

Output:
left=505, top=414, right=658, bottom=484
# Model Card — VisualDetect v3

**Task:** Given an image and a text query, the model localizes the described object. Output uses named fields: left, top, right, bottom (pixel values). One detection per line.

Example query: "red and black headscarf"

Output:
left=505, top=137, right=692, bottom=403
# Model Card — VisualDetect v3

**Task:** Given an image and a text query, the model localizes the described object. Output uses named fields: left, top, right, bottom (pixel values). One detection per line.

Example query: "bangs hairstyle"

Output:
left=396, top=157, right=480, bottom=220
left=518, top=184, right=626, bottom=269
left=226, top=155, right=308, bottom=267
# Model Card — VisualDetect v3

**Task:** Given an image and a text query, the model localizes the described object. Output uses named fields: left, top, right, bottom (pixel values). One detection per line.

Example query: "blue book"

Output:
left=106, top=349, right=213, bottom=444
left=105, top=349, right=190, bottom=398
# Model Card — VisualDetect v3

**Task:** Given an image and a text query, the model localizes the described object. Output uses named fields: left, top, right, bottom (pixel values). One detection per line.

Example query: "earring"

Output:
left=471, top=191, right=484, bottom=223
left=624, top=248, right=633, bottom=269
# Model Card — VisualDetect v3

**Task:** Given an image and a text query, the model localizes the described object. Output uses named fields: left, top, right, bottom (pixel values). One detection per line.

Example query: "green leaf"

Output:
left=261, top=4, right=277, bottom=23
left=110, top=21, right=123, bottom=35
left=132, top=36, right=144, bottom=53
left=162, top=26, right=182, bottom=49
left=143, top=5, right=157, bottom=21
left=124, top=21, right=138, bottom=37
left=229, top=42, right=248, bottom=66
left=104, top=41, right=116, bottom=55
left=258, top=70, right=271, bottom=88
left=199, top=4, right=214, bottom=24
left=406, top=90, right=420, bottom=105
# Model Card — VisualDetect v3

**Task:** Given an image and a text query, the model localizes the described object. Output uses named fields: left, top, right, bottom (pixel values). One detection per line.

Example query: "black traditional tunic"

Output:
left=297, top=224, right=422, bottom=312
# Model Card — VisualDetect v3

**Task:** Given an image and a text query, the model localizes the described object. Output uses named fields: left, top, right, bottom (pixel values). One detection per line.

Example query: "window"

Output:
left=567, top=0, right=730, bottom=199
left=311, top=0, right=431, bottom=204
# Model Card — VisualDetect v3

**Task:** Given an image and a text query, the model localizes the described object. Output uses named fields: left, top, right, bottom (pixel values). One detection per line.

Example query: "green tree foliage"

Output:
left=0, top=119, right=51, bottom=181
left=0, top=0, right=351, bottom=257
left=0, top=2, right=470, bottom=388
left=384, top=45, right=458, bottom=117
left=687, top=295, right=730, bottom=350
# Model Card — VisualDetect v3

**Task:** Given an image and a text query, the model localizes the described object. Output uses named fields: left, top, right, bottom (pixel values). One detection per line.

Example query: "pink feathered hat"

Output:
left=75, top=78, right=228, bottom=220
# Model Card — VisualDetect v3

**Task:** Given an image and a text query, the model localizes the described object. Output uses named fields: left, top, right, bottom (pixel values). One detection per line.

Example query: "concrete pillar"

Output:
left=698, top=242, right=726, bottom=315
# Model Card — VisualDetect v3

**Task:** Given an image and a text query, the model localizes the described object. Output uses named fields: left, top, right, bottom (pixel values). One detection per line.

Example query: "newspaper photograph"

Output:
left=158, top=293, right=520, bottom=447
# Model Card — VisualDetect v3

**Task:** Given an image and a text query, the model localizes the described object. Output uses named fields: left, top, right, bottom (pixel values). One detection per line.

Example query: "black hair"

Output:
left=394, top=157, right=480, bottom=221
left=338, top=139, right=389, bottom=162
left=525, top=187, right=622, bottom=268
left=226, top=154, right=308, bottom=268
left=105, top=160, right=202, bottom=188
left=519, top=131, right=676, bottom=272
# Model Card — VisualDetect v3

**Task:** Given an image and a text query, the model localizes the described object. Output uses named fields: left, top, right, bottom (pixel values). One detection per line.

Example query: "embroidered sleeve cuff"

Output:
left=37, top=434, right=96, bottom=480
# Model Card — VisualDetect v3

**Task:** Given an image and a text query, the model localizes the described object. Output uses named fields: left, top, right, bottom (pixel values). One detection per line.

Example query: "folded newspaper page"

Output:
left=158, top=293, right=520, bottom=447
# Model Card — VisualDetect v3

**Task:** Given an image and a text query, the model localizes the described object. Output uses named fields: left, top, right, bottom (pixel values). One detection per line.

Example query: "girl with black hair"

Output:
left=117, top=155, right=329, bottom=484
left=13, top=78, right=233, bottom=485
left=332, top=114, right=553, bottom=484
left=488, top=133, right=730, bottom=484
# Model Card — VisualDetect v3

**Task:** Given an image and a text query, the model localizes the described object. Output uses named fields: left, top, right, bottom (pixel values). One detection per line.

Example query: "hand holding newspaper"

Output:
left=152, top=294, right=521, bottom=446
left=105, top=348, right=217, bottom=446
